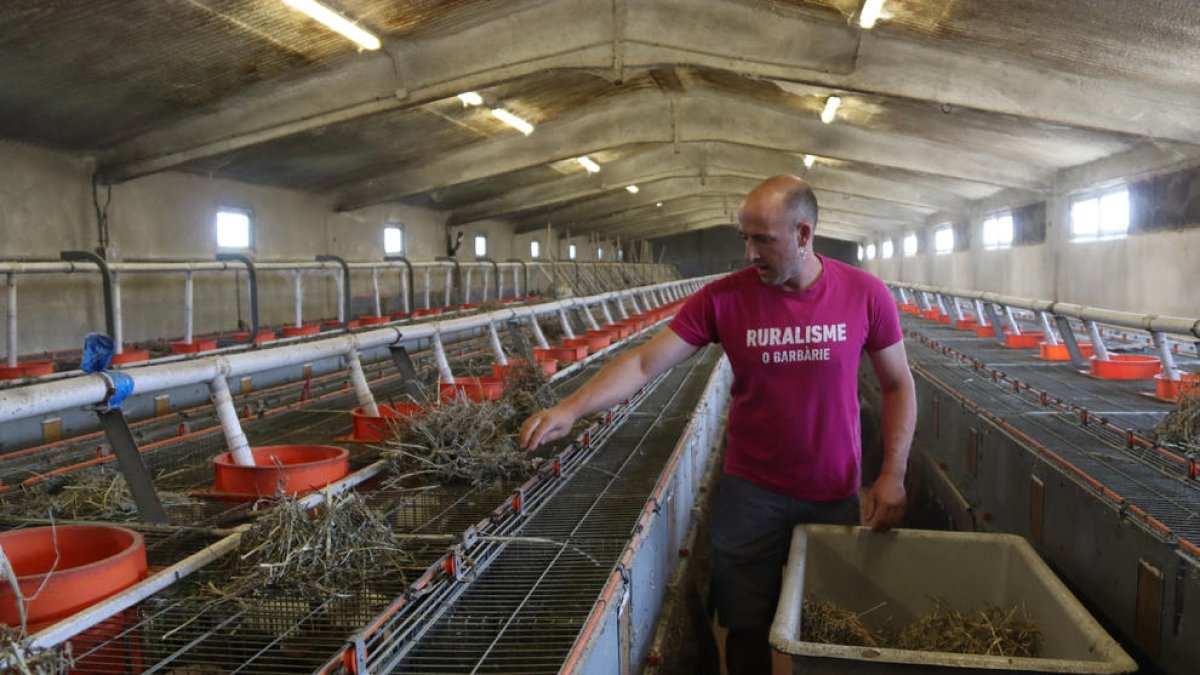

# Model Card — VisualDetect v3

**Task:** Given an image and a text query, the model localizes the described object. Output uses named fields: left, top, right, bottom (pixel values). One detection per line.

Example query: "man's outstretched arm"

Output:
left=519, top=329, right=701, bottom=450
left=863, top=339, right=917, bottom=532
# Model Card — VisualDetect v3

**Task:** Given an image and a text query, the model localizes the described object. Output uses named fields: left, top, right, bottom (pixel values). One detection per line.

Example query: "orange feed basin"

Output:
left=282, top=324, right=322, bottom=337
left=1089, top=355, right=1162, bottom=380
left=440, top=376, right=506, bottom=402
left=492, top=358, right=558, bottom=379
left=212, top=445, right=350, bottom=499
left=564, top=334, right=611, bottom=351
left=1003, top=331, right=1044, bottom=349
left=921, top=309, right=945, bottom=321
left=535, top=345, right=588, bottom=364
left=389, top=311, right=411, bottom=320
left=0, top=525, right=147, bottom=628
left=974, top=325, right=997, bottom=338
left=350, top=402, right=426, bottom=441
left=954, top=319, right=978, bottom=331
left=357, top=315, right=389, bottom=326
left=936, top=314, right=952, bottom=324
left=1038, top=342, right=1095, bottom=361
left=232, top=330, right=276, bottom=343
left=110, top=349, right=151, bottom=365
left=605, top=324, right=633, bottom=339
left=170, top=339, right=218, bottom=354
left=899, top=304, right=920, bottom=314
left=0, top=359, right=55, bottom=380
left=1155, top=373, right=1200, bottom=402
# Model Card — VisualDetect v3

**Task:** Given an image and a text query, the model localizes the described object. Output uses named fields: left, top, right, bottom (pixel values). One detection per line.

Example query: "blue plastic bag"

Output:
left=82, top=333, right=134, bottom=409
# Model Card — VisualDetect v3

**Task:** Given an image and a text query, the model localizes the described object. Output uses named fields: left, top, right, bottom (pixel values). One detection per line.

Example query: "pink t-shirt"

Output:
left=669, top=257, right=902, bottom=501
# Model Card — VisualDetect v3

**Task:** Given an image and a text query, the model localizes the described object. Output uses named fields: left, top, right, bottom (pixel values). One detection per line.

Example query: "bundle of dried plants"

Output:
left=801, top=596, right=1040, bottom=657
left=1155, top=388, right=1200, bottom=451
left=4, top=471, right=197, bottom=521
left=0, top=626, right=73, bottom=675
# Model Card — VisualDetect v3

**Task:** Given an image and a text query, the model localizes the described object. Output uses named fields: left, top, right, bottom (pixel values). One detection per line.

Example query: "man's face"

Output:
left=738, top=204, right=804, bottom=286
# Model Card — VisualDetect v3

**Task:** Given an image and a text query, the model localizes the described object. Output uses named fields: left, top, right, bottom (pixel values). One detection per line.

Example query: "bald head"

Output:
left=741, top=174, right=819, bottom=232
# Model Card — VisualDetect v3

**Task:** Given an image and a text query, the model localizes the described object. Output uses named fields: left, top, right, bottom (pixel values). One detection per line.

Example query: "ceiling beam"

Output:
left=95, top=0, right=1199, bottom=183
left=336, top=88, right=1044, bottom=210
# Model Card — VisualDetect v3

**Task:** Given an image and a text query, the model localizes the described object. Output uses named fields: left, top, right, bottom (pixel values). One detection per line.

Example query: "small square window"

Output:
left=383, top=224, right=404, bottom=254
left=597, top=247, right=604, bottom=260
left=474, top=235, right=487, bottom=257
left=568, top=244, right=577, bottom=260
left=881, top=240, right=894, bottom=259
left=982, top=212, right=1013, bottom=250
left=934, top=226, right=954, bottom=255
left=857, top=245, right=864, bottom=261
left=902, top=233, right=917, bottom=257
left=866, top=243, right=876, bottom=260
left=216, top=208, right=251, bottom=249
left=1071, top=188, right=1128, bottom=242
left=530, top=240, right=540, bottom=259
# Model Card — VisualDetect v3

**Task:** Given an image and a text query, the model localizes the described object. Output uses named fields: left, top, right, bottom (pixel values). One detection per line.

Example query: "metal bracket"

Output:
left=94, top=408, right=168, bottom=523
left=386, top=344, right=423, bottom=402
left=1054, top=315, right=1088, bottom=367
left=982, top=303, right=1008, bottom=345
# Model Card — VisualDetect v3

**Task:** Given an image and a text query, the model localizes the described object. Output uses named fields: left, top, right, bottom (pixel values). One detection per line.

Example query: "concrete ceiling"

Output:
left=2, top=0, right=1197, bottom=243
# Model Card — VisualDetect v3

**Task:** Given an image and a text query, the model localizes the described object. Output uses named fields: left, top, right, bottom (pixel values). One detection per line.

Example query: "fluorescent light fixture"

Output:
left=625, top=185, right=639, bottom=194
left=282, top=0, right=380, bottom=50
left=803, top=154, right=816, bottom=168
left=656, top=202, right=663, bottom=208
left=577, top=156, right=601, bottom=173
left=859, top=0, right=885, bottom=29
left=821, top=96, right=841, bottom=124
left=457, top=91, right=483, bottom=106
left=490, top=108, right=534, bottom=135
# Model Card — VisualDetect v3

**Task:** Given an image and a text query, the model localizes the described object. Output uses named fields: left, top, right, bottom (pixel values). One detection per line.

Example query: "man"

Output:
left=519, top=175, right=916, bottom=674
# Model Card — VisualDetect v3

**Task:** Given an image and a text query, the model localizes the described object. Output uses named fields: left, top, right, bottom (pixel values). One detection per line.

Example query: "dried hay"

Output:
left=0, top=627, right=73, bottom=675
left=4, top=471, right=197, bottom=521
left=1155, top=387, right=1200, bottom=452
left=801, top=596, right=1040, bottom=657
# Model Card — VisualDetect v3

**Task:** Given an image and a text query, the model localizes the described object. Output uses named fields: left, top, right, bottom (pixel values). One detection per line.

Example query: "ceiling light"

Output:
left=821, top=96, right=841, bottom=124
left=490, top=108, right=534, bottom=135
left=656, top=202, right=663, bottom=208
left=577, top=156, right=601, bottom=173
left=625, top=185, right=639, bottom=194
left=457, top=91, right=483, bottom=106
left=859, top=0, right=885, bottom=29
left=803, top=154, right=817, bottom=168
left=282, top=0, right=380, bottom=50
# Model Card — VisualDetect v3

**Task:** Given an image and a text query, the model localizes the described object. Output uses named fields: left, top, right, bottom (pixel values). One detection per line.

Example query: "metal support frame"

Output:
left=217, top=253, right=260, bottom=339
left=95, top=406, right=168, bottom=523
left=435, top=257, right=461, bottom=308
left=1053, top=316, right=1089, bottom=367
left=315, top=255, right=350, bottom=325
left=505, top=259, right=528, bottom=300
left=61, top=250, right=117, bottom=337
left=983, top=303, right=1008, bottom=344
left=477, top=257, right=500, bottom=303
left=384, top=255, right=415, bottom=315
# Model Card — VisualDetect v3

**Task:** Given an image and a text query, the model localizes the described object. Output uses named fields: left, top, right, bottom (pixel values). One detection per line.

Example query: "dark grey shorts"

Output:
left=709, top=474, right=858, bottom=631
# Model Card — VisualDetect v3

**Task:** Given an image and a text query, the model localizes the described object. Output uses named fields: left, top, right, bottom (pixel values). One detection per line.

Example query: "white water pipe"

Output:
left=183, top=272, right=194, bottom=344
left=5, top=274, right=16, bottom=368
left=346, top=348, right=379, bottom=417
left=209, top=374, right=254, bottom=466
left=488, top=321, right=508, bottom=366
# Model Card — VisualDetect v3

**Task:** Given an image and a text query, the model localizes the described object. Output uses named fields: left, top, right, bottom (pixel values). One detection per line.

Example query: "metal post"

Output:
left=488, top=321, right=508, bottom=366
left=371, top=268, right=382, bottom=317
left=316, top=255, right=349, bottom=325
left=384, top=256, right=414, bottom=315
left=218, top=253, right=260, bottom=338
left=183, top=271, right=194, bottom=344
left=209, top=375, right=254, bottom=466
left=464, top=267, right=474, bottom=304
left=5, top=274, right=16, bottom=368
left=432, top=331, right=455, bottom=383
left=934, top=293, right=948, bottom=315
left=1152, top=332, right=1179, bottom=381
left=111, top=272, right=124, bottom=353
left=95, top=408, right=168, bottom=524
left=600, top=300, right=614, bottom=325
left=974, top=299, right=989, bottom=327
left=346, top=348, right=379, bottom=417
left=61, top=250, right=117, bottom=339
left=423, top=267, right=432, bottom=309
left=1038, top=311, right=1058, bottom=345
left=1085, top=320, right=1111, bottom=361
left=581, top=303, right=601, bottom=331
left=558, top=309, right=577, bottom=340
left=1003, top=305, right=1022, bottom=336
left=293, top=270, right=303, bottom=328
left=528, top=310, right=550, bottom=349
left=1053, top=315, right=1089, bottom=367
left=950, top=296, right=965, bottom=322
left=897, top=287, right=910, bottom=305
left=616, top=295, right=630, bottom=320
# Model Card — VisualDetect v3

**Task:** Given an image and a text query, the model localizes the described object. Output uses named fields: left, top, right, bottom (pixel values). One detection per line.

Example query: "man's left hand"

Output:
left=862, top=474, right=906, bottom=532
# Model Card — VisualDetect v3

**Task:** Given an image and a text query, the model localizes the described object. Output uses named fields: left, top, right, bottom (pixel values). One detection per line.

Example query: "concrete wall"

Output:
left=864, top=147, right=1200, bottom=317
left=652, top=226, right=861, bottom=279
left=0, top=141, right=515, bottom=356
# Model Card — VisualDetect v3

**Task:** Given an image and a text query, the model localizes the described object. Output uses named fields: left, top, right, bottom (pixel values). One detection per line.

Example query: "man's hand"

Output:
left=861, top=474, right=906, bottom=532
left=519, top=405, right=579, bottom=450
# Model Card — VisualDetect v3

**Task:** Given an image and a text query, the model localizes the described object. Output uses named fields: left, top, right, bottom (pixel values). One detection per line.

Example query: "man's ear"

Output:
left=797, top=222, right=813, bottom=248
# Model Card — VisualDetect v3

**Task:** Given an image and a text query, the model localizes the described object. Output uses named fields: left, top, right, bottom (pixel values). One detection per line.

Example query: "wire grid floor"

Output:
left=905, top=318, right=1200, bottom=540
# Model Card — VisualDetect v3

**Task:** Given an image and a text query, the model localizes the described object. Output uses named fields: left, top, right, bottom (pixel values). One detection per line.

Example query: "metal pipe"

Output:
left=5, top=274, right=16, bottom=368
left=292, top=270, right=303, bottom=328
left=209, top=374, right=253, bottom=466
left=346, top=348, right=379, bottom=416
left=111, top=272, right=124, bottom=353
left=528, top=309, right=549, bottom=349
left=60, top=250, right=116, bottom=338
left=600, top=300, right=614, bottom=325
left=423, top=267, right=432, bottom=309
left=1039, top=311, right=1058, bottom=345
left=477, top=257, right=500, bottom=302
left=505, top=259, right=527, bottom=300
left=464, top=267, right=474, bottom=304
left=371, top=268, right=382, bottom=317
left=558, top=309, right=576, bottom=340
left=488, top=321, right=508, bottom=366
left=432, top=331, right=455, bottom=383
left=183, top=271, right=194, bottom=344
left=217, top=253, right=259, bottom=339
left=580, top=302, right=601, bottom=331
left=1152, top=332, right=1179, bottom=381
left=974, top=299, right=989, bottom=327
left=950, top=296, right=965, bottom=322
left=316, top=255, right=349, bottom=324
left=934, top=293, right=948, bottom=315
left=0, top=279, right=707, bottom=425
left=1086, top=320, right=1111, bottom=362
left=435, top=257, right=460, bottom=308
left=384, top=256, right=414, bottom=315
left=1003, top=306, right=1022, bottom=336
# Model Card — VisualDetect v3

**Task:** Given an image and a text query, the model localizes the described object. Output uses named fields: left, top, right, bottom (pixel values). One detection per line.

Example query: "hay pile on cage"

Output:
left=801, top=596, right=1040, bottom=657
left=0, top=626, right=73, bottom=675
left=1155, top=388, right=1200, bottom=451
left=382, top=352, right=556, bottom=488
left=4, top=471, right=197, bottom=521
